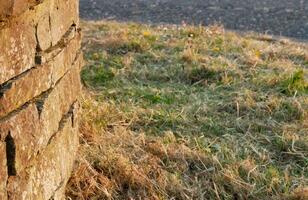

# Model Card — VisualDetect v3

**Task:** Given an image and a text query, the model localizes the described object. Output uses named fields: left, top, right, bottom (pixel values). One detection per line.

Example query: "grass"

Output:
left=66, top=21, right=308, bottom=200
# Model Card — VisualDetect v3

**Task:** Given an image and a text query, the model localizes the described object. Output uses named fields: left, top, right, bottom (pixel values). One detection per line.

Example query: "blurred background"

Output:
left=80, top=0, right=308, bottom=40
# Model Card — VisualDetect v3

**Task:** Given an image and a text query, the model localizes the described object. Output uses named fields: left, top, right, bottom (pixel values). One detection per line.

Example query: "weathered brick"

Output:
left=0, top=0, right=79, bottom=85
left=0, top=14, right=37, bottom=85
left=7, top=102, right=79, bottom=200
left=0, top=1, right=14, bottom=20
left=0, top=142, right=7, bottom=200
left=0, top=66, right=52, bottom=119
left=0, top=104, right=41, bottom=175
left=50, top=0, right=79, bottom=46
left=0, top=55, right=81, bottom=175
left=0, top=0, right=50, bottom=84
left=49, top=29, right=81, bottom=82
left=39, top=58, right=82, bottom=146
left=0, top=30, right=81, bottom=118
left=0, top=0, right=53, bottom=84
left=36, top=12, right=52, bottom=50
left=0, top=0, right=43, bottom=20
left=0, top=0, right=82, bottom=198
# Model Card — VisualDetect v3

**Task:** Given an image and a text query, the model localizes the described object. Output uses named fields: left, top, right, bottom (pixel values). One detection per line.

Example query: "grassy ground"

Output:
left=66, top=21, right=308, bottom=199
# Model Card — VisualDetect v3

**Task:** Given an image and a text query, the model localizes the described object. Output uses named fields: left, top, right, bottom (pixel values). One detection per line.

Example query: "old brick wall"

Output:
left=0, top=0, right=82, bottom=199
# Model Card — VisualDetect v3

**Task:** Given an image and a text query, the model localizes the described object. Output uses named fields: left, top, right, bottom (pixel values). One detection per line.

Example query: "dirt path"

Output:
left=80, top=0, right=308, bottom=40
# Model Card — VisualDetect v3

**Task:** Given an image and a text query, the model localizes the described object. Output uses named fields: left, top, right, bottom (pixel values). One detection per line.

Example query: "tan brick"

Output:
left=39, top=57, right=82, bottom=146
left=0, top=142, right=7, bottom=200
left=0, top=104, right=41, bottom=175
left=0, top=66, right=52, bottom=119
left=0, top=0, right=82, bottom=198
left=0, top=56, right=81, bottom=175
left=0, top=0, right=51, bottom=84
left=0, top=0, right=42, bottom=20
left=49, top=29, right=81, bottom=82
left=7, top=102, right=79, bottom=200
left=50, top=0, right=79, bottom=46
left=0, top=1, right=14, bottom=20
left=0, top=0, right=79, bottom=85
left=36, top=12, right=52, bottom=50
left=0, top=14, right=37, bottom=85
left=0, top=30, right=81, bottom=118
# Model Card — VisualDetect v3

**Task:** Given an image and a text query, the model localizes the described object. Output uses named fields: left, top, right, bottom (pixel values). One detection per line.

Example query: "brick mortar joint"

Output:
left=0, top=50, right=81, bottom=124
left=0, top=25, right=80, bottom=101
left=0, top=0, right=82, bottom=198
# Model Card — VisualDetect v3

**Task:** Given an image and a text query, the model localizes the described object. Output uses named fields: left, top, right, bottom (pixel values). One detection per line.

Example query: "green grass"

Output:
left=67, top=21, right=308, bottom=200
left=280, top=70, right=308, bottom=96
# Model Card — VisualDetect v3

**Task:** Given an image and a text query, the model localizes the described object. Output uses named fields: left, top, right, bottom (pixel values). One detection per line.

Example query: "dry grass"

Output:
left=66, top=21, right=308, bottom=199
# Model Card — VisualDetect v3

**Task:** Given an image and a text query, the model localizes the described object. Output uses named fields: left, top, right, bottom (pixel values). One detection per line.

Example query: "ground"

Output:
left=80, top=0, right=308, bottom=40
left=66, top=21, right=308, bottom=199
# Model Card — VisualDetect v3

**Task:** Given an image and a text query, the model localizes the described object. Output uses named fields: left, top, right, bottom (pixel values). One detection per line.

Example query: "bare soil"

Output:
left=80, top=0, right=308, bottom=40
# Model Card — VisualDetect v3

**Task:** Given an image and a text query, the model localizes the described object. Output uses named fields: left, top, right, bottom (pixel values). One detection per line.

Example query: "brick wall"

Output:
left=0, top=0, right=82, bottom=199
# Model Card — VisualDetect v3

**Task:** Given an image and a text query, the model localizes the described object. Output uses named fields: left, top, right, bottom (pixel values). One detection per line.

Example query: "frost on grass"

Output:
left=66, top=21, right=308, bottom=200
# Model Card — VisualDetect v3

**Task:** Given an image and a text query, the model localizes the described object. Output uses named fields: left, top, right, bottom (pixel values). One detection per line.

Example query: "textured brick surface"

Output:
left=36, top=12, right=52, bottom=50
left=0, top=55, right=82, bottom=177
left=0, top=29, right=81, bottom=118
left=0, top=0, right=82, bottom=198
left=0, top=142, right=7, bottom=200
left=50, top=0, right=79, bottom=46
left=38, top=57, right=82, bottom=152
left=0, top=0, right=41, bottom=20
left=0, top=104, right=41, bottom=174
left=7, top=102, right=79, bottom=199
left=0, top=0, right=79, bottom=85
left=0, top=14, right=36, bottom=85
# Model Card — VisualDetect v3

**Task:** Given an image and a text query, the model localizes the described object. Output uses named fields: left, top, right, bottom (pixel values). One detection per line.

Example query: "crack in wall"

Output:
left=0, top=0, right=81, bottom=198
left=36, top=24, right=77, bottom=64
left=0, top=103, right=31, bottom=124
left=35, top=94, right=47, bottom=118
left=0, top=28, right=81, bottom=122
left=33, top=64, right=73, bottom=119
left=0, top=23, right=78, bottom=90
left=34, top=24, right=43, bottom=64
left=5, top=132, right=16, bottom=176
left=46, top=101, right=77, bottom=145
left=0, top=82, right=13, bottom=98
left=0, top=55, right=75, bottom=123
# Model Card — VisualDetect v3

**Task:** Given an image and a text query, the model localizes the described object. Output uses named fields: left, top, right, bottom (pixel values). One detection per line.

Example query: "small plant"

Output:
left=108, top=40, right=143, bottom=55
left=81, top=65, right=115, bottom=87
left=188, top=66, right=221, bottom=84
left=274, top=100, right=304, bottom=122
left=280, top=70, right=308, bottom=96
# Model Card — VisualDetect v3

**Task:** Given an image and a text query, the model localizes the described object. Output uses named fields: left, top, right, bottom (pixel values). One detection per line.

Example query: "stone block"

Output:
left=50, top=0, right=79, bottom=46
left=0, top=29, right=81, bottom=118
left=7, top=102, right=79, bottom=199
left=0, top=0, right=82, bottom=198
left=36, top=12, right=52, bottom=51
left=0, top=142, right=7, bottom=200
left=0, top=0, right=42, bottom=20
left=0, top=0, right=79, bottom=85
left=0, top=57, right=81, bottom=175
left=38, top=55, right=82, bottom=149
left=0, top=66, right=52, bottom=119
left=0, top=13, right=37, bottom=85
left=0, top=104, right=41, bottom=176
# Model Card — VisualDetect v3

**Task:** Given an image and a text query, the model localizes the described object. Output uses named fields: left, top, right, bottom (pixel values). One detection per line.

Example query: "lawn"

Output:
left=66, top=21, right=308, bottom=199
